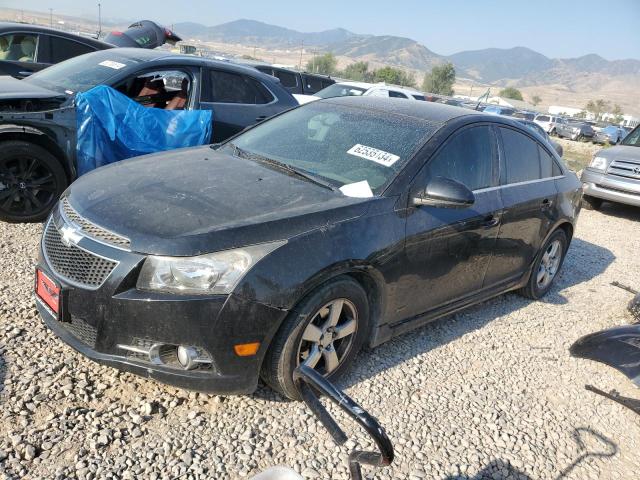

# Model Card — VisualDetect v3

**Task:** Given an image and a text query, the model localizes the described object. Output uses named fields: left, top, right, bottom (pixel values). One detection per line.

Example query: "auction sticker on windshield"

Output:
left=99, top=60, right=126, bottom=70
left=347, top=144, right=400, bottom=167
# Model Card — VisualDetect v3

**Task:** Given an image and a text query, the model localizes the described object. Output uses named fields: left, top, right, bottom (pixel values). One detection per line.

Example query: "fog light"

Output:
left=177, top=345, right=200, bottom=370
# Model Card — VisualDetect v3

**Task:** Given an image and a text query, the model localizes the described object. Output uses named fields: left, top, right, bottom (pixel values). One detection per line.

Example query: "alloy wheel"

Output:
left=0, top=156, right=58, bottom=217
left=536, top=239, right=562, bottom=289
left=297, top=298, right=358, bottom=375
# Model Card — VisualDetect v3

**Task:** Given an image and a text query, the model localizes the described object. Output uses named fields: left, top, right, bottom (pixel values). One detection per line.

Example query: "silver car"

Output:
left=581, top=125, right=640, bottom=209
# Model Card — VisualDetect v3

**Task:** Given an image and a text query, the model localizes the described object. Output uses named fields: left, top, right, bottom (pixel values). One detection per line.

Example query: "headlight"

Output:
left=589, top=156, right=610, bottom=171
left=137, top=241, right=286, bottom=295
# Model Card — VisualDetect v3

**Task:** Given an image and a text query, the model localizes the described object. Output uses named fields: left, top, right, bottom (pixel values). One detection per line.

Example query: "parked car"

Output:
left=482, top=105, right=516, bottom=116
left=517, top=119, right=564, bottom=157
left=581, top=124, right=640, bottom=209
left=593, top=125, right=627, bottom=145
left=35, top=97, right=581, bottom=399
left=238, top=60, right=335, bottom=95
left=295, top=81, right=423, bottom=104
left=556, top=119, right=595, bottom=141
left=534, top=114, right=566, bottom=134
left=0, top=48, right=297, bottom=222
left=0, top=20, right=180, bottom=78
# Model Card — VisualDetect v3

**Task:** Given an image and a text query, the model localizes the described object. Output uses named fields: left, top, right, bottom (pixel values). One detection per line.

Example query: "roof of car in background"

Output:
left=319, top=96, right=484, bottom=123
left=0, top=22, right=111, bottom=48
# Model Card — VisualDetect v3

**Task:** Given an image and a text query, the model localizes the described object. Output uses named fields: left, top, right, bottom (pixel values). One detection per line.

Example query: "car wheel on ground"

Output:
left=0, top=141, right=67, bottom=223
left=582, top=194, right=603, bottom=211
left=261, top=276, right=370, bottom=400
left=518, top=229, right=568, bottom=300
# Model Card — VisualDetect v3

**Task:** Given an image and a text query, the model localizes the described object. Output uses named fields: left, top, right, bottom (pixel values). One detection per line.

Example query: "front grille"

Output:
left=62, top=317, right=98, bottom=348
left=62, top=198, right=131, bottom=249
left=608, top=159, right=640, bottom=180
left=43, top=221, right=118, bottom=289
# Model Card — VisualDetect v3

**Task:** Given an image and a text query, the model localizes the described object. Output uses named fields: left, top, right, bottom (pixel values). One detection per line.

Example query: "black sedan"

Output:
left=0, top=20, right=181, bottom=79
left=0, top=48, right=297, bottom=222
left=35, top=97, right=582, bottom=399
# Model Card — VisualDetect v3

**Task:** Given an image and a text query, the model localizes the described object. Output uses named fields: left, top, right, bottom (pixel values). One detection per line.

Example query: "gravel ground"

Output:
left=2, top=204, right=640, bottom=480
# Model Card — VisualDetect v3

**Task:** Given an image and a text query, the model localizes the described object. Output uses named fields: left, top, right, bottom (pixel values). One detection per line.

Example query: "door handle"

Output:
left=255, top=115, right=267, bottom=122
left=483, top=214, right=500, bottom=228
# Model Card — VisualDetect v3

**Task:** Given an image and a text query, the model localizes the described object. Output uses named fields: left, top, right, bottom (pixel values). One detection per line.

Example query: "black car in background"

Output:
left=35, top=97, right=582, bottom=399
left=556, top=119, right=595, bottom=141
left=239, top=60, right=335, bottom=95
left=0, top=20, right=181, bottom=79
left=0, top=48, right=297, bottom=222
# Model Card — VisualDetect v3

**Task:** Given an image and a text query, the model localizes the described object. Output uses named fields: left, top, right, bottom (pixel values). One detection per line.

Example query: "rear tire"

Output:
left=519, top=229, right=568, bottom=300
left=261, top=276, right=370, bottom=400
left=0, top=141, right=67, bottom=223
left=582, top=195, right=603, bottom=211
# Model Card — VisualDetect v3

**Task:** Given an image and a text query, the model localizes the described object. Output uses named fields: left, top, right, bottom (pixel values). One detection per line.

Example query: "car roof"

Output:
left=0, top=22, right=110, bottom=48
left=319, top=96, right=483, bottom=123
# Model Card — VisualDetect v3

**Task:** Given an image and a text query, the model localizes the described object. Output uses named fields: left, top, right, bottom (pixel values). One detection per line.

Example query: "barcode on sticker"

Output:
left=99, top=60, right=126, bottom=70
left=347, top=144, right=400, bottom=167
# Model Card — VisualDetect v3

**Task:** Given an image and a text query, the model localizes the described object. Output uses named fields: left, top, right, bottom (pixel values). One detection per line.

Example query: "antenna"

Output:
left=97, top=3, right=102, bottom=38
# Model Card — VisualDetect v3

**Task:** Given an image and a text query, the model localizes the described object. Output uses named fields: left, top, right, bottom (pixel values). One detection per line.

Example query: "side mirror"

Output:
left=412, top=176, right=475, bottom=208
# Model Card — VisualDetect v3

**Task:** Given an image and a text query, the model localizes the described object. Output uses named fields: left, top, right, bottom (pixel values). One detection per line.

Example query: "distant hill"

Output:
left=171, top=18, right=639, bottom=113
left=174, top=19, right=356, bottom=47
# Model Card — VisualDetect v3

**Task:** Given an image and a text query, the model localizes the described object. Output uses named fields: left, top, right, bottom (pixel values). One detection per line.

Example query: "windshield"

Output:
left=24, top=50, right=146, bottom=94
left=621, top=126, right=640, bottom=146
left=315, top=84, right=367, bottom=99
left=228, top=102, right=441, bottom=195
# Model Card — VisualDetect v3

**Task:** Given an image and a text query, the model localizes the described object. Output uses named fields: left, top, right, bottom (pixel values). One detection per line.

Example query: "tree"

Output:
left=371, top=66, right=416, bottom=87
left=531, top=95, right=542, bottom=106
left=498, top=87, right=523, bottom=101
left=422, top=62, right=455, bottom=96
left=575, top=110, right=587, bottom=119
left=585, top=99, right=611, bottom=121
left=611, top=104, right=624, bottom=124
left=341, top=61, right=372, bottom=82
left=306, top=53, right=337, bottom=75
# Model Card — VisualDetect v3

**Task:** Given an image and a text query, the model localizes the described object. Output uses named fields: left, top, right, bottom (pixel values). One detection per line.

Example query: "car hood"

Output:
left=66, top=146, right=372, bottom=256
left=0, top=75, right=64, bottom=100
left=597, top=145, right=640, bottom=160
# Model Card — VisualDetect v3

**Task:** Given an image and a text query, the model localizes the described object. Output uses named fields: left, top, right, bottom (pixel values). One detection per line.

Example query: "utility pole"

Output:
left=97, top=3, right=102, bottom=38
left=253, top=45, right=256, bottom=58
left=49, top=8, right=53, bottom=28
left=298, top=40, right=304, bottom=70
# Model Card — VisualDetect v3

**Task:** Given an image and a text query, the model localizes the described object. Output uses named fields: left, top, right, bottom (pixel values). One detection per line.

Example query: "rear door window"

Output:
left=205, top=70, right=274, bottom=104
left=426, top=126, right=497, bottom=191
left=47, top=36, right=95, bottom=63
left=274, top=69, right=297, bottom=89
left=500, top=127, right=554, bottom=183
left=388, top=90, right=409, bottom=99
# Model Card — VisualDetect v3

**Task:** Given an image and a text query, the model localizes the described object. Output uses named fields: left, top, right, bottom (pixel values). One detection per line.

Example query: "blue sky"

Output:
left=4, top=0, right=640, bottom=60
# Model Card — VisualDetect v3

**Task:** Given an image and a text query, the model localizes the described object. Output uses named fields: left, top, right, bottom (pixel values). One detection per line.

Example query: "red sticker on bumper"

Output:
left=36, top=269, right=60, bottom=314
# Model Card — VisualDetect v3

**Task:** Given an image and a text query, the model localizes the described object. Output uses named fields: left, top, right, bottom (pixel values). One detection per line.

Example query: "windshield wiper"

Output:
left=226, top=143, right=338, bottom=192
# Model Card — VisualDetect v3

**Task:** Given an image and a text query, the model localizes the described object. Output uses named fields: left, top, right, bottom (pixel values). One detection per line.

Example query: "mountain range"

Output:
left=174, top=19, right=639, bottom=113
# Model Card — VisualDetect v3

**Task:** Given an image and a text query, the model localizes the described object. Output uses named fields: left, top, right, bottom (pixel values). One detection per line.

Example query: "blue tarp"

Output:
left=76, top=85, right=212, bottom=176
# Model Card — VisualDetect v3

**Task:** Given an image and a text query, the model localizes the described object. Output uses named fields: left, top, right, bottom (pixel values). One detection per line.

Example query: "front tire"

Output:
left=582, top=195, right=603, bottom=211
left=519, top=229, right=568, bottom=300
left=0, top=141, right=67, bottom=223
left=261, top=276, right=370, bottom=400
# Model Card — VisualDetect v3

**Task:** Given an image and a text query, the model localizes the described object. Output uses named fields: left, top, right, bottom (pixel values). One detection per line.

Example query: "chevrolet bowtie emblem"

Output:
left=60, top=224, right=83, bottom=247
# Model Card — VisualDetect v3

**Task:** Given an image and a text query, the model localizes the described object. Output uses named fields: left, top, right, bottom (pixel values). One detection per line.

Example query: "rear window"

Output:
left=47, top=36, right=95, bottom=63
left=315, top=83, right=367, bottom=99
left=536, top=115, right=550, bottom=122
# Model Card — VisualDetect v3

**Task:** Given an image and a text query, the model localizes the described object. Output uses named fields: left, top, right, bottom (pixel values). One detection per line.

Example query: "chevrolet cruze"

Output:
left=35, top=97, right=582, bottom=399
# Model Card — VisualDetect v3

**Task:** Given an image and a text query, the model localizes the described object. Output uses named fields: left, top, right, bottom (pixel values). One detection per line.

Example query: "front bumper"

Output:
left=36, top=210, right=289, bottom=394
left=581, top=169, right=640, bottom=207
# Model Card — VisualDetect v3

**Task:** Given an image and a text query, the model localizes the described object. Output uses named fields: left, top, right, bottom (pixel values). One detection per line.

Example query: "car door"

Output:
left=483, top=126, right=561, bottom=287
left=396, top=124, right=502, bottom=319
left=199, top=68, right=282, bottom=142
